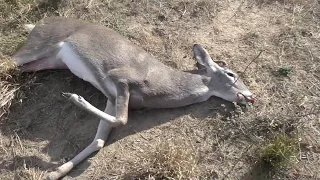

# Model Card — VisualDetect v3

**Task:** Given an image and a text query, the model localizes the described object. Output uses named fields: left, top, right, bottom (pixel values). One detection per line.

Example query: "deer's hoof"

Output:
left=46, top=171, right=61, bottom=180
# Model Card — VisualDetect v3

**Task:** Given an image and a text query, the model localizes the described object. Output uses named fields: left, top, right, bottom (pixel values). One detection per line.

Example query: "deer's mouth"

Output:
left=237, top=92, right=255, bottom=104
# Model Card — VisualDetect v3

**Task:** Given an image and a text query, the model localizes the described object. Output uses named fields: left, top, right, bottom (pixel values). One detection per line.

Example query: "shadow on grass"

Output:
left=241, top=132, right=299, bottom=180
left=241, top=160, right=279, bottom=180
left=0, top=155, right=55, bottom=171
left=0, top=70, right=242, bottom=178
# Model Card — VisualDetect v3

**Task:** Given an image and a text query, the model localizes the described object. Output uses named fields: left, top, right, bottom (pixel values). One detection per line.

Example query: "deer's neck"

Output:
left=155, top=69, right=212, bottom=108
left=179, top=69, right=211, bottom=99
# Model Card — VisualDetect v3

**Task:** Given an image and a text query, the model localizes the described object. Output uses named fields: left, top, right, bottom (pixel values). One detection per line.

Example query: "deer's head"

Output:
left=193, top=44, right=254, bottom=105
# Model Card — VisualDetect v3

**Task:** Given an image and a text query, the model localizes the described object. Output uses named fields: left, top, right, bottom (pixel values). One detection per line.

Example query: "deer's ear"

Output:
left=193, top=44, right=222, bottom=72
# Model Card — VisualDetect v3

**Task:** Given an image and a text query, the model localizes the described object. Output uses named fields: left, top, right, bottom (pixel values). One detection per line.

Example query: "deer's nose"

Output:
left=237, top=92, right=254, bottom=104
left=247, top=96, right=255, bottom=104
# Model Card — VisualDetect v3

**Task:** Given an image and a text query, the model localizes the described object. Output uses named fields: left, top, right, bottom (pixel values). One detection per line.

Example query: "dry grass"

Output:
left=0, top=0, right=320, bottom=179
left=0, top=0, right=58, bottom=119
left=0, top=56, right=18, bottom=117
left=124, top=140, right=200, bottom=179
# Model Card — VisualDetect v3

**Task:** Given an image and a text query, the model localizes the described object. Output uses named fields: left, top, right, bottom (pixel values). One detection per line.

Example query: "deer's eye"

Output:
left=226, top=72, right=234, bottom=77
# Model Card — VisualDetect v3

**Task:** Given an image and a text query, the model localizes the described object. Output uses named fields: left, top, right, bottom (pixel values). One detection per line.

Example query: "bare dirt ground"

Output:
left=0, top=0, right=320, bottom=179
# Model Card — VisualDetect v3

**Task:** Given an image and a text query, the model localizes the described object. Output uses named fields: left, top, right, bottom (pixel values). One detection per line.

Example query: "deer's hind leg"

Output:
left=12, top=42, right=68, bottom=72
left=17, top=56, right=67, bottom=72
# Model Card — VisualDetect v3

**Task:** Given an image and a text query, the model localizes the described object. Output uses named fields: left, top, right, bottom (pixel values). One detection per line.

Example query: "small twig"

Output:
left=242, top=50, right=264, bottom=75
left=233, top=50, right=264, bottom=85
left=134, top=129, right=149, bottom=141
left=225, top=0, right=245, bottom=23
left=306, top=78, right=320, bottom=92
left=86, top=0, right=94, bottom=8
left=14, top=132, right=24, bottom=151
left=179, top=3, right=187, bottom=18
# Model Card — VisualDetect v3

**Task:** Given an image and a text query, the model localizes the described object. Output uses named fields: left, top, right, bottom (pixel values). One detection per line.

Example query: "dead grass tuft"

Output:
left=0, top=55, right=34, bottom=120
left=125, top=141, right=200, bottom=180
left=0, top=0, right=47, bottom=119
left=15, top=167, right=46, bottom=180
left=0, top=55, right=20, bottom=118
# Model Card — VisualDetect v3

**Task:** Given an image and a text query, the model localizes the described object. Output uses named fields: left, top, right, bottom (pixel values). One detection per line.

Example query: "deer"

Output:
left=12, top=17, right=254, bottom=179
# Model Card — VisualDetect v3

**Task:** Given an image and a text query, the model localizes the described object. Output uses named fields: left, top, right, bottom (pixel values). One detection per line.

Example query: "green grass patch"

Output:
left=261, top=133, right=299, bottom=169
left=277, top=67, right=293, bottom=77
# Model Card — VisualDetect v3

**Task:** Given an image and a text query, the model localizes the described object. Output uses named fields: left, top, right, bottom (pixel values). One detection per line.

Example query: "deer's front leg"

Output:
left=114, top=80, right=130, bottom=125
left=46, top=101, right=114, bottom=180
left=62, top=80, right=130, bottom=126
left=47, top=82, right=130, bottom=180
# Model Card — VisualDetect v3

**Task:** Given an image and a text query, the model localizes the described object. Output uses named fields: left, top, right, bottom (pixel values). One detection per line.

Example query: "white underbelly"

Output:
left=56, top=42, right=104, bottom=92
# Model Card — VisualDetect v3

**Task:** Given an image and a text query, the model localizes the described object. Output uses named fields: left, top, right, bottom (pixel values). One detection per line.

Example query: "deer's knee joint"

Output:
left=116, top=116, right=127, bottom=126
left=92, top=139, right=105, bottom=151
left=120, top=118, right=127, bottom=125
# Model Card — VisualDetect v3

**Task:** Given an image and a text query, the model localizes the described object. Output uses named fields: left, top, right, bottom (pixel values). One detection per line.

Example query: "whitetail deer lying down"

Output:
left=12, top=17, right=254, bottom=179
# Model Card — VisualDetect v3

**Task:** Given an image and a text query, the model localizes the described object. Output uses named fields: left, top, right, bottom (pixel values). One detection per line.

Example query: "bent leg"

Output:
left=46, top=101, right=115, bottom=180
left=17, top=56, right=67, bottom=72
left=63, top=81, right=130, bottom=126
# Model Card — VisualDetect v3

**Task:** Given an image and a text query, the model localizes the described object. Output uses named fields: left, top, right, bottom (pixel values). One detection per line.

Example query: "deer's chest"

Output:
left=56, top=42, right=117, bottom=97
